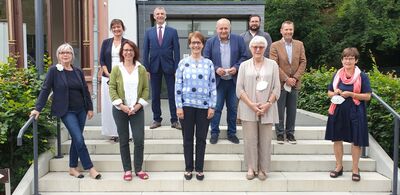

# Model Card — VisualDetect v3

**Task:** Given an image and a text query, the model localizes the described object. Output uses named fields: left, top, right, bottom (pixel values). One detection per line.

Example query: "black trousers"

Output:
left=112, top=107, right=144, bottom=173
left=180, top=107, right=210, bottom=172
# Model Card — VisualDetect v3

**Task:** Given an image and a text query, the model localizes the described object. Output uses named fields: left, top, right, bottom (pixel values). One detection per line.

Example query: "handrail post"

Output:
left=361, top=146, right=368, bottom=158
left=54, top=117, right=63, bottom=159
left=33, top=119, right=39, bottom=195
left=393, top=118, right=399, bottom=195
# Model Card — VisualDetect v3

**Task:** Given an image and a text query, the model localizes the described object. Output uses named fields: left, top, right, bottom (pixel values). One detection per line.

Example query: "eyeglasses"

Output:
left=251, top=46, right=265, bottom=50
left=191, top=41, right=202, bottom=46
left=59, top=51, right=72, bottom=55
left=123, top=49, right=134, bottom=53
left=343, top=57, right=356, bottom=61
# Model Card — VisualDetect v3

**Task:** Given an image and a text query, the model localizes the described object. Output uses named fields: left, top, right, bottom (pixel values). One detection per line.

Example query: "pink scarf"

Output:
left=328, top=66, right=362, bottom=115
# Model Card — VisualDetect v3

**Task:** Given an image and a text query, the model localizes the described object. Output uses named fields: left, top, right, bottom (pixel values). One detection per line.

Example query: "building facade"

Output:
left=2, top=0, right=265, bottom=111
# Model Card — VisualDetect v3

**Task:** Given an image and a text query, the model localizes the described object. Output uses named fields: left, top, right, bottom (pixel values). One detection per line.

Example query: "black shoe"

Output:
left=276, top=134, right=284, bottom=144
left=287, top=134, right=297, bottom=144
left=196, top=172, right=204, bottom=181
left=150, top=121, right=161, bottom=129
left=227, top=135, right=240, bottom=144
left=171, top=121, right=182, bottom=130
left=210, top=134, right=219, bottom=144
left=110, top=136, right=119, bottom=143
left=184, top=172, right=192, bottom=180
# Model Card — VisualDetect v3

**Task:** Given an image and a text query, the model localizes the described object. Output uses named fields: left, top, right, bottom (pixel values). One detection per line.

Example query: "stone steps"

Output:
left=39, top=125, right=391, bottom=193
left=82, top=126, right=326, bottom=140
left=39, top=171, right=390, bottom=192
left=49, top=154, right=376, bottom=172
left=62, top=139, right=352, bottom=155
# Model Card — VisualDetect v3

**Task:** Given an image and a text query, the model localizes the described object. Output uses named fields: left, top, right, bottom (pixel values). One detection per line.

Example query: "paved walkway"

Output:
left=87, top=100, right=327, bottom=127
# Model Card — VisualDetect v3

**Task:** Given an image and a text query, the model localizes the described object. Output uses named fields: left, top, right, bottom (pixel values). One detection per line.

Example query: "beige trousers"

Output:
left=242, top=121, right=272, bottom=172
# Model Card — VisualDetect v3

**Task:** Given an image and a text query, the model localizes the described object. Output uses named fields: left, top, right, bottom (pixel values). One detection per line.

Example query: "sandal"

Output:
left=246, top=171, right=256, bottom=180
left=329, top=166, right=343, bottom=178
left=196, top=172, right=204, bottom=181
left=123, top=171, right=132, bottom=181
left=352, top=169, right=361, bottom=182
left=184, top=172, right=193, bottom=180
left=258, top=171, right=267, bottom=181
left=136, top=171, right=149, bottom=180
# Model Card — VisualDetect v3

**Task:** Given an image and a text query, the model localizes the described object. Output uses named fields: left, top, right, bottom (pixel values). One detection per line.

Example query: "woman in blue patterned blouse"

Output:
left=175, top=31, right=217, bottom=181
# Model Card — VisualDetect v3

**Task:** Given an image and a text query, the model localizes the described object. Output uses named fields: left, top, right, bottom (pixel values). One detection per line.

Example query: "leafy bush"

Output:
left=298, top=65, right=400, bottom=162
left=0, top=57, right=56, bottom=192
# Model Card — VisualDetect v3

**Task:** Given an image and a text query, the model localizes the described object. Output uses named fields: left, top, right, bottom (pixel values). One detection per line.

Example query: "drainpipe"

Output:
left=92, top=0, right=99, bottom=112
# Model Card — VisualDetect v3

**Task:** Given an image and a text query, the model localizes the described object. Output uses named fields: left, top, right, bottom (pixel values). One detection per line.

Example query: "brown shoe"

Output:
left=150, top=121, right=161, bottom=129
left=171, top=121, right=182, bottom=130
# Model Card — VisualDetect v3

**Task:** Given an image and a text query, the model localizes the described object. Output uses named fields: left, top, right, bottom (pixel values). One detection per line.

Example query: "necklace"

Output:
left=253, top=59, right=263, bottom=81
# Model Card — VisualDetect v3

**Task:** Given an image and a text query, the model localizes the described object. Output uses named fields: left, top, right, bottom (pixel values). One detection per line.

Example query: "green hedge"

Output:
left=298, top=65, right=400, bottom=160
left=0, top=57, right=56, bottom=192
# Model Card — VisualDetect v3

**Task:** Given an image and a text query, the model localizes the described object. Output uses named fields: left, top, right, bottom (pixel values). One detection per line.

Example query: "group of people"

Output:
left=30, top=6, right=371, bottom=183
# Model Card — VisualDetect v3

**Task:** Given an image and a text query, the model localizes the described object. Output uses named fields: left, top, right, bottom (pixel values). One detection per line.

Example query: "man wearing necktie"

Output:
left=143, top=7, right=181, bottom=130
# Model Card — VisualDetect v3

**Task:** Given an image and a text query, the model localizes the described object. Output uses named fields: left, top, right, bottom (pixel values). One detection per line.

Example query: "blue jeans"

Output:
left=210, top=79, right=237, bottom=137
left=61, top=109, right=93, bottom=170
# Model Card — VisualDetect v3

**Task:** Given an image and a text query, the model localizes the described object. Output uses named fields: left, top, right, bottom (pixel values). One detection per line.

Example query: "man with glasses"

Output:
left=270, top=20, right=307, bottom=144
left=143, top=7, right=181, bottom=130
left=203, top=18, right=248, bottom=144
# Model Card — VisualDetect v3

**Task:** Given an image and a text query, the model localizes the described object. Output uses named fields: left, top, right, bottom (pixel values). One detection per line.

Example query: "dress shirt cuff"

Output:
left=112, top=99, right=123, bottom=106
left=138, top=98, right=149, bottom=107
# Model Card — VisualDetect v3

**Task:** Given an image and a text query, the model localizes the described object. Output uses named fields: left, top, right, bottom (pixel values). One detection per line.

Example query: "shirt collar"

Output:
left=157, top=22, right=166, bottom=29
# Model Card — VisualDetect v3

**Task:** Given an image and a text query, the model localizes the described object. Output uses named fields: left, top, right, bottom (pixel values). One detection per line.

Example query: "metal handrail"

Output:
left=371, top=92, right=400, bottom=195
left=17, top=115, right=39, bottom=195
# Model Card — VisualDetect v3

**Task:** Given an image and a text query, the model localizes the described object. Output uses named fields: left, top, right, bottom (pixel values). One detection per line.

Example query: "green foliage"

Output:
left=0, top=57, right=56, bottom=192
left=298, top=64, right=400, bottom=162
left=264, top=0, right=400, bottom=70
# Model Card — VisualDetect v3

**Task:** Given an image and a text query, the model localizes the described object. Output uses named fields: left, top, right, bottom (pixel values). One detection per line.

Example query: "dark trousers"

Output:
left=112, top=107, right=145, bottom=173
left=61, top=109, right=93, bottom=170
left=275, top=89, right=298, bottom=136
left=180, top=107, right=210, bottom=172
left=151, top=69, right=178, bottom=123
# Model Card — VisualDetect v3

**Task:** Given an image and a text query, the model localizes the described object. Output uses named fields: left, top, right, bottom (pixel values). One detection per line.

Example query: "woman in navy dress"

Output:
left=325, top=47, right=371, bottom=182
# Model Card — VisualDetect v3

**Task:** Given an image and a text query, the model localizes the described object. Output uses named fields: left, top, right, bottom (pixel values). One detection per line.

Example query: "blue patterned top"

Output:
left=175, top=56, right=217, bottom=109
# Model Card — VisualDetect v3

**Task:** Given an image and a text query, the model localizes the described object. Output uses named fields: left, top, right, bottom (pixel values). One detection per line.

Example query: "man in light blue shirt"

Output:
left=203, top=18, right=248, bottom=144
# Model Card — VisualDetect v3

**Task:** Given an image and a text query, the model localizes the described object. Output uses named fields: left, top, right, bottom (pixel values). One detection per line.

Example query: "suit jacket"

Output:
left=142, top=26, right=180, bottom=74
left=35, top=65, right=93, bottom=117
left=99, top=37, right=127, bottom=77
left=203, top=33, right=248, bottom=86
left=269, top=39, right=307, bottom=90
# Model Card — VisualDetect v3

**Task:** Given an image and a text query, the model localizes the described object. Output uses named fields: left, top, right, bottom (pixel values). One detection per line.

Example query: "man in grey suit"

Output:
left=143, top=7, right=181, bottom=130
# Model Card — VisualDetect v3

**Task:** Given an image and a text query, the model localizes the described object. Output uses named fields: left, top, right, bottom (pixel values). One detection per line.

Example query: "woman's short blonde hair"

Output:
left=249, top=35, right=268, bottom=49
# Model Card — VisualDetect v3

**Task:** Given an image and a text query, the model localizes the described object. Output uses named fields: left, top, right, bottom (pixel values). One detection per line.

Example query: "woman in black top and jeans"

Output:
left=30, top=43, right=101, bottom=179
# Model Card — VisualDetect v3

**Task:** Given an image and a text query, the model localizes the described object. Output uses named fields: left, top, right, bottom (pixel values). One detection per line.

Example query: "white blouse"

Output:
left=119, top=64, right=139, bottom=109
left=111, top=44, right=121, bottom=67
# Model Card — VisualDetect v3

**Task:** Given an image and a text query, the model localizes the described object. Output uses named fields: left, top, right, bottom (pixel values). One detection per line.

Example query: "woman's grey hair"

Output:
left=249, top=35, right=268, bottom=49
left=56, top=43, right=75, bottom=63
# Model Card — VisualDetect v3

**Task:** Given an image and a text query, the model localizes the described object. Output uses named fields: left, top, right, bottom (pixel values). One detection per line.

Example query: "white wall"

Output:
left=0, top=22, right=9, bottom=63
left=107, top=0, right=137, bottom=43
left=0, top=22, right=27, bottom=68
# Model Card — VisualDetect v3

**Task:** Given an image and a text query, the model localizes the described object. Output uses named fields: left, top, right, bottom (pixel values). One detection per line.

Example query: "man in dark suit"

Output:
left=203, top=18, right=248, bottom=144
left=143, top=7, right=181, bottom=129
left=270, top=20, right=307, bottom=145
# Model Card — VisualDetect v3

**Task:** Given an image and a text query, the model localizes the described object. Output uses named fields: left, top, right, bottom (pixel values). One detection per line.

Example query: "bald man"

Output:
left=203, top=18, right=248, bottom=144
